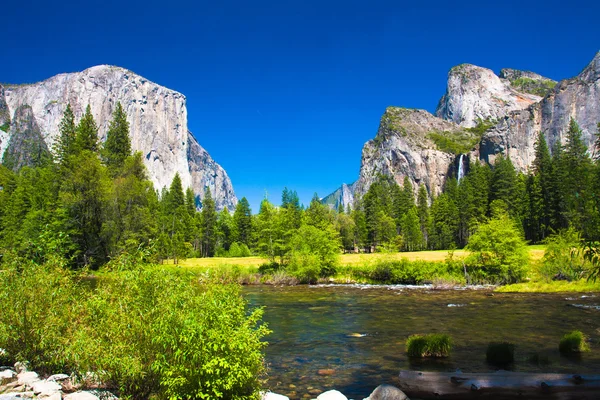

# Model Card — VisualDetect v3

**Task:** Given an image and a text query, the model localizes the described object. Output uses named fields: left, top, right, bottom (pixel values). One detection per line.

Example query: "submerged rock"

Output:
left=366, top=384, right=409, bottom=400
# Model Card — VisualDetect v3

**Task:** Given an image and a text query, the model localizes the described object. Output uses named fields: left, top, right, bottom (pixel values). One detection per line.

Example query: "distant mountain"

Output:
left=323, top=52, right=600, bottom=209
left=0, top=65, right=237, bottom=210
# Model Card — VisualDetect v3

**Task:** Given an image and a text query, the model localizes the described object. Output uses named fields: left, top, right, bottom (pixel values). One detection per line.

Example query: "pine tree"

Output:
left=103, top=102, right=131, bottom=173
left=563, top=118, right=595, bottom=236
left=233, top=197, right=253, bottom=246
left=417, top=185, right=430, bottom=248
left=54, top=104, right=76, bottom=167
left=532, top=132, right=553, bottom=240
left=401, top=207, right=424, bottom=251
left=75, top=105, right=99, bottom=153
left=200, top=188, right=217, bottom=257
left=490, top=155, right=518, bottom=215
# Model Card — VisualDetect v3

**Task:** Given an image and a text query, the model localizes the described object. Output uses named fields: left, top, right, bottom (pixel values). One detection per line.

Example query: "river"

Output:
left=244, top=285, right=600, bottom=399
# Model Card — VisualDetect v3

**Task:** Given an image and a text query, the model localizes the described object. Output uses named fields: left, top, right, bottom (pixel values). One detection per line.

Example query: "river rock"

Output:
left=39, top=393, right=61, bottom=400
left=316, top=390, right=348, bottom=400
left=64, top=392, right=99, bottom=400
left=13, top=362, right=28, bottom=374
left=0, top=395, right=21, bottom=400
left=366, top=384, right=409, bottom=400
left=0, top=369, right=16, bottom=384
left=16, top=371, right=39, bottom=386
left=47, top=374, right=70, bottom=382
left=261, top=392, right=289, bottom=400
left=32, top=380, right=62, bottom=396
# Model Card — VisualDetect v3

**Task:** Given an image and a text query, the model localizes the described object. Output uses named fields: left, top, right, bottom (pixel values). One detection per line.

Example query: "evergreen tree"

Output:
left=58, top=151, right=110, bottom=268
left=103, top=102, right=131, bottom=173
left=490, top=155, right=518, bottom=215
left=401, top=207, right=424, bottom=251
left=430, top=193, right=459, bottom=250
left=417, top=185, right=430, bottom=248
left=75, top=105, right=99, bottom=153
left=304, top=193, right=333, bottom=229
left=233, top=197, right=253, bottom=246
left=563, top=118, right=595, bottom=236
left=217, top=207, right=234, bottom=252
left=200, top=188, right=217, bottom=257
left=531, top=132, right=553, bottom=240
left=54, top=104, right=77, bottom=168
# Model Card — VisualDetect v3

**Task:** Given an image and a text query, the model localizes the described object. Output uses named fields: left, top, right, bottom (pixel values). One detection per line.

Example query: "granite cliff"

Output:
left=325, top=52, right=600, bottom=209
left=0, top=66, right=237, bottom=210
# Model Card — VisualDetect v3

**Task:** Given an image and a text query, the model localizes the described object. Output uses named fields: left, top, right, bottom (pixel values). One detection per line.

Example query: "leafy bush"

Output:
left=466, top=213, right=529, bottom=284
left=541, top=228, right=588, bottom=281
left=0, top=256, right=270, bottom=399
left=406, top=334, right=452, bottom=358
left=351, top=257, right=465, bottom=285
left=559, top=330, right=590, bottom=355
left=287, top=251, right=322, bottom=284
left=228, top=242, right=252, bottom=257
left=0, top=257, right=77, bottom=373
left=486, top=342, right=515, bottom=367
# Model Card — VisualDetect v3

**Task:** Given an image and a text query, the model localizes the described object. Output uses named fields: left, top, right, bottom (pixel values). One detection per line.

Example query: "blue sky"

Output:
left=2, top=0, right=599, bottom=211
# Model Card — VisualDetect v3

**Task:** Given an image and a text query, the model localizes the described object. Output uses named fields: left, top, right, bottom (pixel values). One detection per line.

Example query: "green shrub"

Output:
left=0, top=122, right=9, bottom=133
left=287, top=251, right=321, bottom=284
left=541, top=228, right=588, bottom=281
left=406, top=334, right=452, bottom=358
left=0, top=257, right=77, bottom=373
left=559, top=331, right=590, bottom=355
left=466, top=213, right=529, bottom=284
left=228, top=242, right=252, bottom=257
left=0, top=256, right=270, bottom=399
left=258, top=261, right=281, bottom=274
left=352, top=258, right=464, bottom=285
left=486, top=342, right=515, bottom=367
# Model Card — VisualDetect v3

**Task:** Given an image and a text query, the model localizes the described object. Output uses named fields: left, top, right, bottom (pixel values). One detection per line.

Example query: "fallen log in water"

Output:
left=398, top=370, right=600, bottom=399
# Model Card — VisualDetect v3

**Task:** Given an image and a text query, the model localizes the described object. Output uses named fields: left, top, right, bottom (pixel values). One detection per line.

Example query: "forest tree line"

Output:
left=1, top=102, right=600, bottom=270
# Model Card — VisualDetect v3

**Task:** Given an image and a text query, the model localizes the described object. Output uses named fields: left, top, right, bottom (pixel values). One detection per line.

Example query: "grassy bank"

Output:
left=497, top=280, right=600, bottom=293
left=173, top=246, right=545, bottom=270
left=156, top=246, right=560, bottom=288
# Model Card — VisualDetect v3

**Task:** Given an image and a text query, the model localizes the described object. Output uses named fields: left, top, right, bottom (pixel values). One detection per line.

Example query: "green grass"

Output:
left=428, top=120, right=495, bottom=155
left=559, top=331, right=590, bottom=354
left=406, top=334, right=452, bottom=358
left=496, top=279, right=600, bottom=293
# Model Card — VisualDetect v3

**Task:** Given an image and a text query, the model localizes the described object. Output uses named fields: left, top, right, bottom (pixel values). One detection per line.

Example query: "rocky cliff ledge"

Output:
left=0, top=66, right=237, bottom=211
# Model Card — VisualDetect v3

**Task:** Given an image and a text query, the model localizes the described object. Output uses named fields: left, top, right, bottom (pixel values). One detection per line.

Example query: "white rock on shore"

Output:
left=317, top=390, right=348, bottom=400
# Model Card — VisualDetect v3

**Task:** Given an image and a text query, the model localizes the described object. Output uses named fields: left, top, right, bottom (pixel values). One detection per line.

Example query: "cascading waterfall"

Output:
left=457, top=154, right=465, bottom=182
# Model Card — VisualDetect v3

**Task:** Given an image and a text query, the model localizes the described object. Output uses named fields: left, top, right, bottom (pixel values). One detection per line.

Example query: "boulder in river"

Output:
left=366, top=384, right=410, bottom=400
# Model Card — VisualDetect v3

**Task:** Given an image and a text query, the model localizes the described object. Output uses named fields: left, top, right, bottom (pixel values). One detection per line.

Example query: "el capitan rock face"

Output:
left=325, top=52, right=600, bottom=210
left=1, top=65, right=237, bottom=210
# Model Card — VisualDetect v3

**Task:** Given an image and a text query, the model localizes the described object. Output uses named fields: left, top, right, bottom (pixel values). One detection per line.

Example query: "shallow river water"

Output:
left=243, top=285, right=600, bottom=399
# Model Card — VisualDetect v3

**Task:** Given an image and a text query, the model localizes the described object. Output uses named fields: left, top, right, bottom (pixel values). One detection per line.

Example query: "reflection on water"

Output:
left=244, top=285, right=600, bottom=399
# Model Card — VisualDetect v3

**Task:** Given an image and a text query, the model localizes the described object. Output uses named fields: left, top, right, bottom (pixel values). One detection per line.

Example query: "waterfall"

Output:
left=457, top=154, right=465, bottom=182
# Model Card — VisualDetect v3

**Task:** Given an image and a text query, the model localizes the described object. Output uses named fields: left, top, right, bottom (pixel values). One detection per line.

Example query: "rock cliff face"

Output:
left=435, top=64, right=547, bottom=127
left=2, top=105, right=51, bottom=171
left=353, top=107, right=458, bottom=201
left=325, top=52, right=600, bottom=210
left=481, top=52, right=600, bottom=169
left=321, top=182, right=356, bottom=210
left=1, top=65, right=237, bottom=210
